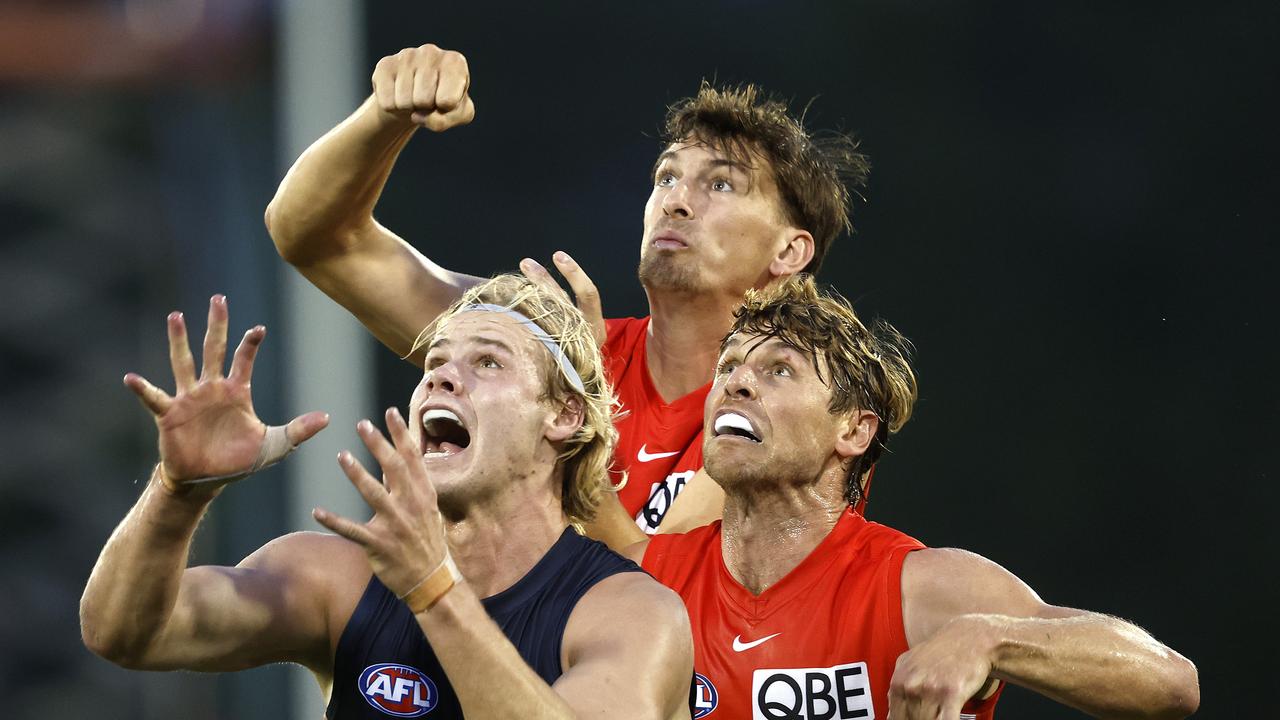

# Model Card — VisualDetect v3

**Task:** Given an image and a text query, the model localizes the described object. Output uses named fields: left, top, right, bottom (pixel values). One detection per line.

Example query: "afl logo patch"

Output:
left=358, top=663, right=439, bottom=717
left=692, top=672, right=719, bottom=718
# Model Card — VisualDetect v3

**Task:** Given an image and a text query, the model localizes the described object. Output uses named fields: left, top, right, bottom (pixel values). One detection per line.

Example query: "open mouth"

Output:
left=713, top=412, right=761, bottom=443
left=421, top=408, right=472, bottom=457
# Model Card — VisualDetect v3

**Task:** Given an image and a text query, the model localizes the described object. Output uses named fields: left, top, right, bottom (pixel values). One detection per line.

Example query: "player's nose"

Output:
left=723, top=364, right=757, bottom=400
left=661, top=180, right=694, bottom=219
left=424, top=361, right=464, bottom=395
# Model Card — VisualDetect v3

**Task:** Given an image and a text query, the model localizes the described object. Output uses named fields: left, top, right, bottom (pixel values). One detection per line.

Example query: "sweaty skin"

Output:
left=620, top=332, right=1199, bottom=719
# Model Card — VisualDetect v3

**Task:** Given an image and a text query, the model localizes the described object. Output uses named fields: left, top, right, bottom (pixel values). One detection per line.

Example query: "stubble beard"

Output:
left=637, top=252, right=705, bottom=295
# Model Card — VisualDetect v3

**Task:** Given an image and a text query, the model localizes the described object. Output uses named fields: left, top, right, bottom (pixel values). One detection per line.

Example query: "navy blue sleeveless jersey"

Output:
left=326, top=528, right=642, bottom=719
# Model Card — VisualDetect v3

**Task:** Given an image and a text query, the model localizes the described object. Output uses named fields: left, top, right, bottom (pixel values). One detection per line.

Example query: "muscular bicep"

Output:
left=554, top=573, right=694, bottom=720
left=143, top=532, right=363, bottom=673
left=291, top=220, right=485, bottom=362
left=900, top=547, right=1084, bottom=648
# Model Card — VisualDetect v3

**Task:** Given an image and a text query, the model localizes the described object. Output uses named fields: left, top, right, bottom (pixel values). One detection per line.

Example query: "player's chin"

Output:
left=704, top=441, right=766, bottom=479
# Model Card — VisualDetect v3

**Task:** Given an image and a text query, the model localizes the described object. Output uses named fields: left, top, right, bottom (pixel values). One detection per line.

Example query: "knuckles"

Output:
left=890, top=654, right=963, bottom=702
left=377, top=44, right=467, bottom=78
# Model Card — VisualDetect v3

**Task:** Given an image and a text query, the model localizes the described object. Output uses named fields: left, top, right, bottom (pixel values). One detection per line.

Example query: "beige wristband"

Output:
left=399, top=554, right=461, bottom=615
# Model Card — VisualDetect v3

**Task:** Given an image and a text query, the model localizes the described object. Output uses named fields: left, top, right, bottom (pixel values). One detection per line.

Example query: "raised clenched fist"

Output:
left=371, top=44, right=475, bottom=132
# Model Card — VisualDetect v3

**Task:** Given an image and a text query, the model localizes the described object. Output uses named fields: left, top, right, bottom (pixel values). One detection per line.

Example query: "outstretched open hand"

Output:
left=313, top=408, right=449, bottom=599
left=123, top=295, right=328, bottom=491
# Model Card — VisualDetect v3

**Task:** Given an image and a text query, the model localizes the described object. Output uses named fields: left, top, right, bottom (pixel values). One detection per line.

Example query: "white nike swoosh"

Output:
left=637, top=444, right=680, bottom=462
left=732, top=632, right=781, bottom=652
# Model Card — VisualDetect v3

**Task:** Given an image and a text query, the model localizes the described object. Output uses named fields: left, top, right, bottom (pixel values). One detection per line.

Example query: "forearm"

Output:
left=418, top=582, right=577, bottom=719
left=581, top=492, right=647, bottom=553
left=80, top=468, right=215, bottom=665
left=978, top=612, right=1199, bottom=718
left=266, top=96, right=416, bottom=266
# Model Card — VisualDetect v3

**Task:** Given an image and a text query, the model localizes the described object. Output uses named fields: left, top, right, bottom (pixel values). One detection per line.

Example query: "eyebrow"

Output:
left=654, top=150, right=754, bottom=176
left=721, top=335, right=804, bottom=362
left=426, top=336, right=517, bottom=356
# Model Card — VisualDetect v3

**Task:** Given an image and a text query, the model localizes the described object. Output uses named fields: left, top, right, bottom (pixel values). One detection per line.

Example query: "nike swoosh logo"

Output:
left=732, top=632, right=781, bottom=652
left=637, top=444, right=680, bottom=462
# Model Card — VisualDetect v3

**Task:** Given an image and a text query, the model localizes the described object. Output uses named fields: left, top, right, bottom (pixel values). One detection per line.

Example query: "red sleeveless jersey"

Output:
left=603, top=317, right=709, bottom=533
left=642, top=509, right=1002, bottom=719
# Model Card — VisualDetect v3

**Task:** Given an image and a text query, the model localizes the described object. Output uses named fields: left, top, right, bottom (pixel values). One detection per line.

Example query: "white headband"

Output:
left=460, top=303, right=586, bottom=394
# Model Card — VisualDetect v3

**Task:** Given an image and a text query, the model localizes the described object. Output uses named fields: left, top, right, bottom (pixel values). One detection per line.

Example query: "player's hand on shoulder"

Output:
left=372, top=44, right=475, bottom=132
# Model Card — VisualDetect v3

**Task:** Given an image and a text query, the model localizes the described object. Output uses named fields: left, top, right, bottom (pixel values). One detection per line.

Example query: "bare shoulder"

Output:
left=902, top=547, right=1028, bottom=594
left=557, top=570, right=694, bottom=718
left=901, top=547, right=1047, bottom=645
left=240, top=531, right=372, bottom=633
left=564, top=570, right=691, bottom=660
left=241, top=530, right=367, bottom=574
left=576, top=570, right=689, bottom=627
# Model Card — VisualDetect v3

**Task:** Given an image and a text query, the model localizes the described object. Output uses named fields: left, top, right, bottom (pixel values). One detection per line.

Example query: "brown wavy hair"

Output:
left=662, top=82, right=870, bottom=275
left=410, top=275, right=619, bottom=524
left=725, top=275, right=917, bottom=507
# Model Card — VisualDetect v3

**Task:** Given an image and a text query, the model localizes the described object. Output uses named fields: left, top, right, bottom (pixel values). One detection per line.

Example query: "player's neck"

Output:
left=442, top=473, right=569, bottom=598
left=645, top=290, right=736, bottom=402
left=719, top=487, right=845, bottom=596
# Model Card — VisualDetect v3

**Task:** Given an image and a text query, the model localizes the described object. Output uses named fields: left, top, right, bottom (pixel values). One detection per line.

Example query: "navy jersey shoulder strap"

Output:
left=484, top=529, right=644, bottom=682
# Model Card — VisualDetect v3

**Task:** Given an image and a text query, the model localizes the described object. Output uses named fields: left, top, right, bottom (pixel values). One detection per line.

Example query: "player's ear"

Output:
left=545, top=394, right=585, bottom=443
left=834, top=409, right=878, bottom=461
left=768, top=229, right=814, bottom=279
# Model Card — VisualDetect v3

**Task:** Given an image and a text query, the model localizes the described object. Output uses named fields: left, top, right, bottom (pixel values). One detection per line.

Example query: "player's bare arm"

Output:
left=894, top=547, right=1200, bottom=719
left=265, top=43, right=483, bottom=361
left=551, top=572, right=693, bottom=719
left=80, top=296, right=343, bottom=675
left=315, top=407, right=693, bottom=719
left=653, top=467, right=724, bottom=533
left=582, top=489, right=650, bottom=556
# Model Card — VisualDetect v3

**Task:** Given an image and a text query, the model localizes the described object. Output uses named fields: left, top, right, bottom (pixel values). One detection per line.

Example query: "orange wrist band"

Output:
left=399, top=554, right=461, bottom=614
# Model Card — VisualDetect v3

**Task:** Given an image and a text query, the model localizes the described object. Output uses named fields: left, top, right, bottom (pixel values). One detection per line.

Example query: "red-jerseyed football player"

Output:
left=265, top=42, right=869, bottom=538
left=615, top=275, right=1200, bottom=719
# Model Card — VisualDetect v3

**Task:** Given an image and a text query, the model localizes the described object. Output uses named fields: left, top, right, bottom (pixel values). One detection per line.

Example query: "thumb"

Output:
left=551, top=251, right=606, bottom=347
left=286, top=411, right=331, bottom=446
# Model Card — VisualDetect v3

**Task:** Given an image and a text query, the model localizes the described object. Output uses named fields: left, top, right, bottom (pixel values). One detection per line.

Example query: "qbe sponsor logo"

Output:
left=752, top=661, right=873, bottom=720
left=692, top=672, right=719, bottom=718
left=358, top=662, right=439, bottom=717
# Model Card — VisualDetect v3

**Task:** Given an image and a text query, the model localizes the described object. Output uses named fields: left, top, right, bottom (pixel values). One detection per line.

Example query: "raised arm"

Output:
left=80, top=296, right=340, bottom=673
left=265, top=43, right=484, bottom=361
left=894, top=547, right=1199, bottom=719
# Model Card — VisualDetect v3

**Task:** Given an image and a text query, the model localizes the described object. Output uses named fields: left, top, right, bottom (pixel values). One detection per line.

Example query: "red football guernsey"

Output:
left=603, top=317, right=710, bottom=533
left=642, top=509, right=1002, bottom=719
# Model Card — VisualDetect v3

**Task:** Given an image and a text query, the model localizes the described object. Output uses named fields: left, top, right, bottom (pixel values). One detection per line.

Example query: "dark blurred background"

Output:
left=1, top=1, right=1273, bottom=718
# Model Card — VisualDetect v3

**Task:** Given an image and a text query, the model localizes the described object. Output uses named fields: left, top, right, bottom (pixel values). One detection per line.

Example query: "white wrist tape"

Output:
left=178, top=425, right=297, bottom=487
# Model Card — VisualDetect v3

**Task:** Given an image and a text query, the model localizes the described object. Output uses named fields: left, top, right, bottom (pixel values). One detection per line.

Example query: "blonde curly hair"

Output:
left=410, top=274, right=618, bottom=524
